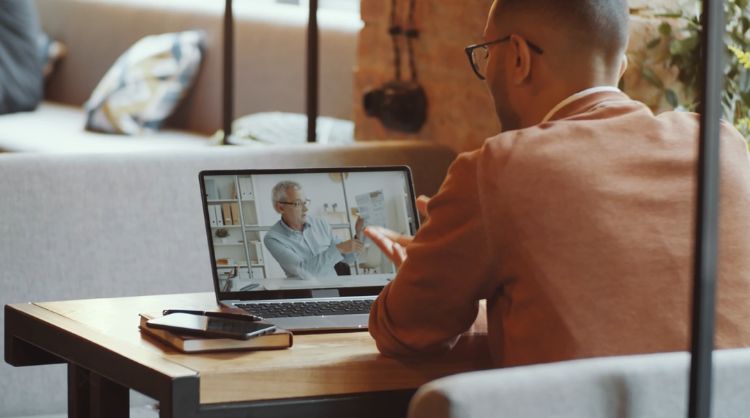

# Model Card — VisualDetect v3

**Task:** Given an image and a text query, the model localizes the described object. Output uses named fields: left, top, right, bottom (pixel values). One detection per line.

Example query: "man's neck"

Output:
left=540, top=85, right=621, bottom=124
left=281, top=217, right=304, bottom=232
left=520, top=66, right=622, bottom=128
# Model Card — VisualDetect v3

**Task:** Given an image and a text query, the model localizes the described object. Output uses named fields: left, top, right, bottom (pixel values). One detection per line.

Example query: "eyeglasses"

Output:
left=279, top=199, right=311, bottom=208
left=464, top=35, right=544, bottom=80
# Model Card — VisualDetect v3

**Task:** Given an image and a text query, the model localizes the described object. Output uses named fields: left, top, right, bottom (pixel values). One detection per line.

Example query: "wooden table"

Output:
left=5, top=293, right=491, bottom=418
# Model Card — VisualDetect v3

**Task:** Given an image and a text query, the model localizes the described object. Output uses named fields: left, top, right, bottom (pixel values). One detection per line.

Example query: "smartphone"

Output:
left=147, top=313, right=277, bottom=340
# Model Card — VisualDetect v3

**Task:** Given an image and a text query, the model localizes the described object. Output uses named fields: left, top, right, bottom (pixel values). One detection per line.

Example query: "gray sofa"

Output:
left=0, top=141, right=457, bottom=417
left=0, top=0, right=360, bottom=152
left=409, top=349, right=750, bottom=418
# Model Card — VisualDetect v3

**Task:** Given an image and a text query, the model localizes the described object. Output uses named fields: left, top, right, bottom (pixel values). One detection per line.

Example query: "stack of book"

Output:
left=139, top=314, right=293, bottom=353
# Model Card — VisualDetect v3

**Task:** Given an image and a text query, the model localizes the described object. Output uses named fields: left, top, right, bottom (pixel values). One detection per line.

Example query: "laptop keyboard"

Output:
left=236, top=299, right=374, bottom=318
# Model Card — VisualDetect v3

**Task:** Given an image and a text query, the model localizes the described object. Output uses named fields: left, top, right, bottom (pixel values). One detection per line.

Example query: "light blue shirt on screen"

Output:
left=263, top=215, right=355, bottom=280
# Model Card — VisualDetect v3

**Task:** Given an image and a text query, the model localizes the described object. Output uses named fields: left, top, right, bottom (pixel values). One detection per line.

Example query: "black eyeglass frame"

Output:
left=278, top=199, right=311, bottom=208
left=464, top=35, right=544, bottom=80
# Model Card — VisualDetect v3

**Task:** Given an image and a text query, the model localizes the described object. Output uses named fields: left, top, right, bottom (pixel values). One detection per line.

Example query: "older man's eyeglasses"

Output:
left=464, top=35, right=544, bottom=80
left=279, top=199, right=311, bottom=208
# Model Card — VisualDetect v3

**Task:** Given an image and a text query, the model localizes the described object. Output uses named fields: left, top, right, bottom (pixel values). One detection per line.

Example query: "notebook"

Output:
left=199, top=166, right=420, bottom=332
left=139, top=314, right=293, bottom=352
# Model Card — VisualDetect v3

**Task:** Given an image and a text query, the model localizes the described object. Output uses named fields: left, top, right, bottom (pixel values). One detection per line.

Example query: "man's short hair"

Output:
left=271, top=181, right=301, bottom=204
left=494, top=0, right=629, bottom=57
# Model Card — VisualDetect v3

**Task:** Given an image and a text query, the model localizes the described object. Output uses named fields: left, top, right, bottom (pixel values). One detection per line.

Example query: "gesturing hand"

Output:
left=336, top=239, right=364, bottom=255
left=364, top=226, right=413, bottom=268
left=354, top=216, right=366, bottom=239
left=416, top=195, right=430, bottom=220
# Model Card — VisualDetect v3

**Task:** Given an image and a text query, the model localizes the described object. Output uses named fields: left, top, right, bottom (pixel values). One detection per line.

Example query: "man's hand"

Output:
left=336, top=239, right=364, bottom=255
left=354, top=216, right=365, bottom=239
left=417, top=195, right=430, bottom=221
left=364, top=226, right=413, bottom=268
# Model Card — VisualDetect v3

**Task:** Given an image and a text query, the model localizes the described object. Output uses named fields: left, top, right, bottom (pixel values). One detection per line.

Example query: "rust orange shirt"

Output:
left=369, top=91, right=750, bottom=367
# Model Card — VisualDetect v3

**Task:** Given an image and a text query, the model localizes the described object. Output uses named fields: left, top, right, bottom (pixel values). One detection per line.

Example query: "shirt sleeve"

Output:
left=368, top=151, right=496, bottom=357
left=264, top=232, right=344, bottom=280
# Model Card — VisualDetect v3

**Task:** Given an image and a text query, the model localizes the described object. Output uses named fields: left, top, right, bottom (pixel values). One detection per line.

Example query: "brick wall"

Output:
left=354, top=0, right=680, bottom=152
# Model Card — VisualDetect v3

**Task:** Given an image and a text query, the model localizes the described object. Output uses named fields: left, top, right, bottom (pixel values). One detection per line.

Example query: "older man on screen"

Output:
left=264, top=181, right=364, bottom=280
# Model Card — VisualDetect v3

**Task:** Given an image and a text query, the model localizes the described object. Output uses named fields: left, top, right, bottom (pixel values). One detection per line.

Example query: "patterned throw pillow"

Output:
left=84, top=31, right=204, bottom=135
left=227, top=112, right=356, bottom=145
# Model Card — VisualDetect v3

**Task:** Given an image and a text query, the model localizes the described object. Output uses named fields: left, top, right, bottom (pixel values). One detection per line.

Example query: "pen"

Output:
left=161, top=309, right=263, bottom=322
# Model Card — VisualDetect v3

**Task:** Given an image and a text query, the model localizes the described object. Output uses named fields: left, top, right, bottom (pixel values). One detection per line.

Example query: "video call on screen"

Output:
left=203, top=170, right=416, bottom=293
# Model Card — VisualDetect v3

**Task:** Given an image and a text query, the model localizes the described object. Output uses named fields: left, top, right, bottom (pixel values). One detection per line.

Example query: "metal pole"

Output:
left=223, top=0, right=235, bottom=145
left=306, top=0, right=319, bottom=143
left=688, top=0, right=725, bottom=417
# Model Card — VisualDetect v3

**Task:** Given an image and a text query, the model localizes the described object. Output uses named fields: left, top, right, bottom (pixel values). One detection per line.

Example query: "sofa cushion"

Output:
left=84, top=30, right=205, bottom=134
left=0, top=0, right=44, bottom=114
left=0, top=102, right=210, bottom=153
left=230, top=112, right=355, bottom=145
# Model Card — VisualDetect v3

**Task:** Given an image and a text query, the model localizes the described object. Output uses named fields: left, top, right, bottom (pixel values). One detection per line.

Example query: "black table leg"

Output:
left=69, top=364, right=90, bottom=418
left=158, top=377, right=198, bottom=418
left=90, top=370, right=129, bottom=418
left=69, top=363, right=129, bottom=418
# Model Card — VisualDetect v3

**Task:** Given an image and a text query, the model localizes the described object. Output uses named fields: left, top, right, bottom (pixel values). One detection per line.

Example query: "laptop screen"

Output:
left=199, top=167, right=419, bottom=300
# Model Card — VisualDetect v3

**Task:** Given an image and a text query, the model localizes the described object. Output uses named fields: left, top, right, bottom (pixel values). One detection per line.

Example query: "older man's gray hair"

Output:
left=271, top=181, right=302, bottom=204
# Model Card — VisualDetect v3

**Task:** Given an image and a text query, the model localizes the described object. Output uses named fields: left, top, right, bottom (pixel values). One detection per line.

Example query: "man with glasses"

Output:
left=264, top=181, right=364, bottom=280
left=365, top=0, right=750, bottom=367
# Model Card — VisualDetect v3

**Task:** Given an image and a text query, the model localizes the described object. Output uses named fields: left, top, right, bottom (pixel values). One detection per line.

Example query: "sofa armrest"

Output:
left=409, top=349, right=750, bottom=418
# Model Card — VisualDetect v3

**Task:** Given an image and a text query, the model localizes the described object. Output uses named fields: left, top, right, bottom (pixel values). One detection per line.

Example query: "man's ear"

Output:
left=508, top=34, right=532, bottom=85
left=618, top=54, right=629, bottom=79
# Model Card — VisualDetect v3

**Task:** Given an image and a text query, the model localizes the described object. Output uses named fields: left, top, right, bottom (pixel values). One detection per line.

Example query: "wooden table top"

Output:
left=9, top=293, right=492, bottom=405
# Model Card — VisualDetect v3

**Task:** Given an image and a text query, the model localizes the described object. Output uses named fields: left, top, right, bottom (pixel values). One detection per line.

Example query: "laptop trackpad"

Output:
left=270, top=314, right=369, bottom=332
left=311, top=289, right=339, bottom=298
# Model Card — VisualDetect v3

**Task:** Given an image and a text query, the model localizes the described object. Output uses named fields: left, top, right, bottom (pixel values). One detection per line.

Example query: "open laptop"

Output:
left=199, top=167, right=420, bottom=332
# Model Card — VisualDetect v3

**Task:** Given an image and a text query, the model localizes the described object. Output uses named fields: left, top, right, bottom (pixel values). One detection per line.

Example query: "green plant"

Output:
left=642, top=0, right=750, bottom=142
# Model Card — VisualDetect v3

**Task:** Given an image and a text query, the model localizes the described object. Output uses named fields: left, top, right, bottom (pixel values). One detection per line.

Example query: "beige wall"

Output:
left=355, top=0, right=681, bottom=152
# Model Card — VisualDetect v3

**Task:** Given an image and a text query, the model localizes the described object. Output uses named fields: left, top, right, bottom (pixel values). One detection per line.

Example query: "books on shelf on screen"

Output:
left=230, top=203, right=241, bottom=225
left=205, top=178, right=219, bottom=200
left=214, top=205, right=224, bottom=226
left=222, top=203, right=233, bottom=225
left=250, top=240, right=263, bottom=263
left=138, top=314, right=292, bottom=353
left=239, top=177, right=254, bottom=200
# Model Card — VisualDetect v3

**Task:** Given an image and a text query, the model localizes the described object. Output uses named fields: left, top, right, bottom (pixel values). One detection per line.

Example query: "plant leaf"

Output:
left=647, top=37, right=662, bottom=49
left=659, top=22, right=673, bottom=36
left=665, top=89, right=679, bottom=108
left=729, top=45, right=750, bottom=69
left=641, top=67, right=665, bottom=89
left=653, top=12, right=683, bottom=18
left=638, top=0, right=749, bottom=129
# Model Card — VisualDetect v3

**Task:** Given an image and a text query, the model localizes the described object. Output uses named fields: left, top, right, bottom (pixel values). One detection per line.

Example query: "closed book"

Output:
left=239, top=177, right=254, bottom=200
left=250, top=240, right=263, bottom=264
left=214, top=205, right=224, bottom=227
left=205, top=178, right=219, bottom=200
left=251, top=266, right=265, bottom=280
left=139, top=314, right=292, bottom=353
left=208, top=204, right=218, bottom=227
left=222, top=203, right=232, bottom=225
left=230, top=203, right=240, bottom=225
